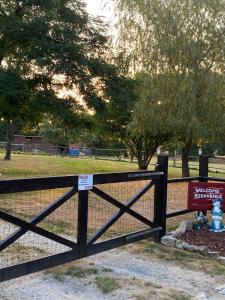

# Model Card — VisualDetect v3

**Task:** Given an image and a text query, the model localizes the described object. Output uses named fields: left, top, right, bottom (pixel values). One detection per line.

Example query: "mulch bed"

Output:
left=180, top=226, right=225, bottom=256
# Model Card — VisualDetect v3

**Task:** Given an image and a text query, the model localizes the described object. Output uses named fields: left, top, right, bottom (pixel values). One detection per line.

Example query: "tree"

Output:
left=0, top=0, right=115, bottom=159
left=114, top=0, right=225, bottom=176
left=100, top=75, right=136, bottom=142
left=127, top=73, right=173, bottom=169
left=0, top=70, right=30, bottom=159
left=39, top=107, right=93, bottom=147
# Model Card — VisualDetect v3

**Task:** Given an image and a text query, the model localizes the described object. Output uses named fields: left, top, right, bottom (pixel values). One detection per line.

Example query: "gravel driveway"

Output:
left=0, top=248, right=225, bottom=300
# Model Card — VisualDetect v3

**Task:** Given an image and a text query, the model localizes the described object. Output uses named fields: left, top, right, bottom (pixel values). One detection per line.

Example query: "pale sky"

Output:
left=84, top=0, right=114, bottom=25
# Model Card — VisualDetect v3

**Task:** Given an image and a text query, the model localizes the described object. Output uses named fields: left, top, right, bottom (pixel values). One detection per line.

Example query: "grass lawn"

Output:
left=0, top=153, right=138, bottom=179
left=0, top=152, right=224, bottom=179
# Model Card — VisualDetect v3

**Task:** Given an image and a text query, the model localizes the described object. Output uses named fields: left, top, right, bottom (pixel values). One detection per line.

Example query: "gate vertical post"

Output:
left=199, top=155, right=208, bottom=216
left=77, top=190, right=88, bottom=257
left=199, top=155, right=208, bottom=181
left=154, top=155, right=168, bottom=242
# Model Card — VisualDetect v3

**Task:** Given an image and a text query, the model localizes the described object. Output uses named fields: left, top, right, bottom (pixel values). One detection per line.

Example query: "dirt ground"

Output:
left=1, top=242, right=225, bottom=300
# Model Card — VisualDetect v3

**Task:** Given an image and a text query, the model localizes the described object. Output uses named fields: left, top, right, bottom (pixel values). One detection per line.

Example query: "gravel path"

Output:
left=0, top=248, right=225, bottom=300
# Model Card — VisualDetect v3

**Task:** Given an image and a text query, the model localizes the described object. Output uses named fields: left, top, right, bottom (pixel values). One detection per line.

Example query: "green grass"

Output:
left=141, top=241, right=225, bottom=276
left=48, top=266, right=99, bottom=282
left=0, top=153, right=137, bottom=178
left=41, top=219, right=71, bottom=234
left=1, top=152, right=224, bottom=180
left=64, top=266, right=98, bottom=278
left=170, top=290, right=192, bottom=300
left=95, top=276, right=119, bottom=294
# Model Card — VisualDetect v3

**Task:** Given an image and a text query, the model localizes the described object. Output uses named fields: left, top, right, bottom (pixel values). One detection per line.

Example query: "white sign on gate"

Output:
left=78, top=174, right=93, bottom=191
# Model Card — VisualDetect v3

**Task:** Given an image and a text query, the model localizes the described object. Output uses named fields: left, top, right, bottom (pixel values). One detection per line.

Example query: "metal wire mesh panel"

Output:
left=88, top=180, right=155, bottom=241
left=0, top=171, right=163, bottom=283
left=167, top=182, right=195, bottom=230
left=0, top=188, right=78, bottom=268
left=168, top=158, right=183, bottom=178
left=208, top=158, right=225, bottom=176
left=168, top=157, right=199, bottom=178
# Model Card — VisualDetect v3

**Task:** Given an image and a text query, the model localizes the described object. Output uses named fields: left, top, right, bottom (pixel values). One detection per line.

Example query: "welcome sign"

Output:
left=188, top=182, right=225, bottom=210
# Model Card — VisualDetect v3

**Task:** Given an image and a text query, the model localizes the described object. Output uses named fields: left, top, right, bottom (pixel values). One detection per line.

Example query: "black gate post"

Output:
left=199, top=155, right=208, bottom=216
left=154, top=155, right=168, bottom=242
left=77, top=190, right=88, bottom=257
left=199, top=155, right=209, bottom=181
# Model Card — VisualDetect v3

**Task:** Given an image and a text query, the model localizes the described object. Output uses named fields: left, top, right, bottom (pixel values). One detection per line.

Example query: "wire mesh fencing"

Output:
left=93, top=148, right=136, bottom=163
left=0, top=172, right=159, bottom=272
left=0, top=187, right=78, bottom=269
left=93, top=148, right=156, bottom=170
left=168, top=156, right=199, bottom=178
left=88, top=180, right=155, bottom=241
left=166, top=181, right=195, bottom=230
left=208, top=158, right=225, bottom=176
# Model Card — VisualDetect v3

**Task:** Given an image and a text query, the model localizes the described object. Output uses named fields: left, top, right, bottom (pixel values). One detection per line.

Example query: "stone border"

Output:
left=161, top=221, right=225, bottom=262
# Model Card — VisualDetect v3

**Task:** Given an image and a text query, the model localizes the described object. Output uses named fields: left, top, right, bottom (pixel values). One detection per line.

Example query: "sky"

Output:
left=84, top=0, right=114, bottom=25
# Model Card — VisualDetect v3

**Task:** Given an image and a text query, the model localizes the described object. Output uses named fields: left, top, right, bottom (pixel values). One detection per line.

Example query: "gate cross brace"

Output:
left=0, top=187, right=78, bottom=252
left=88, top=180, right=155, bottom=245
left=0, top=210, right=77, bottom=249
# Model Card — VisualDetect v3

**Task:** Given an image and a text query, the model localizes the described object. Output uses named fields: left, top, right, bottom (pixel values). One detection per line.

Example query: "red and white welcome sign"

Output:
left=188, top=182, right=225, bottom=210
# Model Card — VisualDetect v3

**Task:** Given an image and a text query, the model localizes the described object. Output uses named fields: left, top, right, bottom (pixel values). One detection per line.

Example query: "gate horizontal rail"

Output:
left=0, top=171, right=163, bottom=194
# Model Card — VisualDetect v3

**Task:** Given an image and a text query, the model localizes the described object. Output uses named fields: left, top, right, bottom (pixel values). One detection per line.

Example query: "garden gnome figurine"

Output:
left=209, top=198, right=225, bottom=233
left=193, top=211, right=208, bottom=230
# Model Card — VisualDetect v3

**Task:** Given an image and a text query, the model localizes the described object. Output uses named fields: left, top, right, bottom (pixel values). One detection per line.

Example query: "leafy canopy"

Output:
left=114, top=0, right=225, bottom=143
left=0, top=0, right=116, bottom=122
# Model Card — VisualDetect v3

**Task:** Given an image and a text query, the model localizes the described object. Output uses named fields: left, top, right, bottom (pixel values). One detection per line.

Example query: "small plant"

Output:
left=95, top=276, right=119, bottom=294
left=210, top=264, right=225, bottom=276
left=144, top=281, right=161, bottom=289
left=52, top=273, right=64, bottom=282
left=66, top=267, right=98, bottom=278
left=48, top=266, right=98, bottom=280
left=170, top=290, right=192, bottom=300
left=102, top=267, right=113, bottom=273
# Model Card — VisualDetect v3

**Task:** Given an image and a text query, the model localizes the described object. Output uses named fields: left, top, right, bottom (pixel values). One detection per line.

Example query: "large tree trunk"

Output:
left=137, top=151, right=154, bottom=170
left=4, top=120, right=14, bottom=160
left=181, top=135, right=192, bottom=177
left=137, top=158, right=148, bottom=170
left=129, top=136, right=165, bottom=170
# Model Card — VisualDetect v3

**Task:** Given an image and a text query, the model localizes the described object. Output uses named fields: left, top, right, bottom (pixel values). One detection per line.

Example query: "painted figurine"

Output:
left=193, top=211, right=208, bottom=230
left=209, top=198, right=225, bottom=233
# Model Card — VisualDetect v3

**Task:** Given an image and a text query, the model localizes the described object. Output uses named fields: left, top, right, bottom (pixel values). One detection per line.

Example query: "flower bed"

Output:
left=180, top=226, right=225, bottom=256
left=161, top=221, right=225, bottom=259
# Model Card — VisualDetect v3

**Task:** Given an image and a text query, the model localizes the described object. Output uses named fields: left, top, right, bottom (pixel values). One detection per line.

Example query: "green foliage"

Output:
left=0, top=70, right=29, bottom=120
left=127, top=73, right=174, bottom=169
left=103, top=75, right=136, bottom=140
left=40, top=114, right=100, bottom=147
left=0, top=0, right=117, bottom=158
left=114, top=0, right=225, bottom=174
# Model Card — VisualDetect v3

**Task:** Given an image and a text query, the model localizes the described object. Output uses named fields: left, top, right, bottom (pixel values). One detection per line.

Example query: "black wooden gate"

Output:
left=0, top=157, right=167, bottom=282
